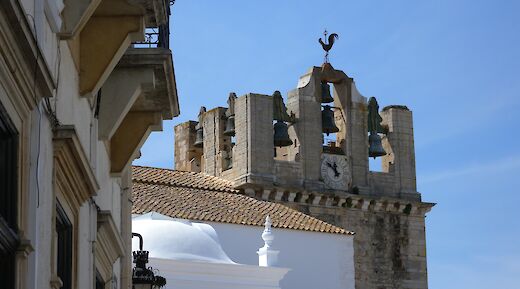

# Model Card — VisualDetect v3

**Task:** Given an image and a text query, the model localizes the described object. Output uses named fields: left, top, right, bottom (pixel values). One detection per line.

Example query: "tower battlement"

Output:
left=175, top=64, right=420, bottom=201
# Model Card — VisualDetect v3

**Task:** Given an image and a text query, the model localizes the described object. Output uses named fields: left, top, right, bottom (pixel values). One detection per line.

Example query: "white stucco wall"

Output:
left=131, top=215, right=354, bottom=289
left=13, top=3, right=126, bottom=289
left=206, top=222, right=355, bottom=289
left=148, top=258, right=289, bottom=289
left=131, top=215, right=289, bottom=289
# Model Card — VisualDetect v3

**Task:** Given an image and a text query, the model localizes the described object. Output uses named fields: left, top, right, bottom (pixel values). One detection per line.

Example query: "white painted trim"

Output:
left=149, top=258, right=289, bottom=289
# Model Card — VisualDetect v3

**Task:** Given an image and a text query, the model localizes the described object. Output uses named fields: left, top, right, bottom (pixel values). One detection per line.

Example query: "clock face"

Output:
left=320, top=154, right=351, bottom=191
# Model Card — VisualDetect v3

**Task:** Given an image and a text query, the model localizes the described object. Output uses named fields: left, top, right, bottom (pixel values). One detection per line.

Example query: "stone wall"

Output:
left=174, top=121, right=202, bottom=172
left=317, top=207, right=426, bottom=289
left=277, top=198, right=429, bottom=289
left=202, top=107, right=230, bottom=176
left=234, top=93, right=275, bottom=186
left=380, top=106, right=417, bottom=196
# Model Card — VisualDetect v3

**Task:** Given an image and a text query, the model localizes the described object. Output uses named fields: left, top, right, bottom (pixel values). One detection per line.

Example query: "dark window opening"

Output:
left=95, top=271, right=105, bottom=289
left=0, top=250, right=16, bottom=289
left=0, top=102, right=19, bottom=289
left=56, top=202, right=73, bottom=289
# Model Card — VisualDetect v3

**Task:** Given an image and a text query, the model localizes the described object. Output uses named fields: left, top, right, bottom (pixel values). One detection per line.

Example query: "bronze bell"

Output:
left=322, top=105, right=339, bottom=136
left=321, top=82, right=334, bottom=103
left=273, top=120, right=293, bottom=147
left=193, top=128, right=203, bottom=148
left=223, top=115, right=235, bottom=136
left=368, top=132, right=386, bottom=158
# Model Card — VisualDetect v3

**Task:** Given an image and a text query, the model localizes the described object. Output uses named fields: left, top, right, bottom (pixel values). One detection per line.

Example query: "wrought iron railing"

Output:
left=132, top=0, right=172, bottom=49
left=132, top=24, right=169, bottom=49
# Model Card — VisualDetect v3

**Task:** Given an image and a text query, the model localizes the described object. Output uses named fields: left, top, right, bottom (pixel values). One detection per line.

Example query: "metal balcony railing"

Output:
left=132, top=24, right=170, bottom=49
left=132, top=0, right=172, bottom=49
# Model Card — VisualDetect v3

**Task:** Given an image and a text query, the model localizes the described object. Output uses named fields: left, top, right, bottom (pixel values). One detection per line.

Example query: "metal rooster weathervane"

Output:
left=319, top=30, right=339, bottom=63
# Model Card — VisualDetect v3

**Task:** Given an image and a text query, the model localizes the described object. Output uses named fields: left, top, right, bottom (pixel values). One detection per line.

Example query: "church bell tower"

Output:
left=174, top=38, right=433, bottom=289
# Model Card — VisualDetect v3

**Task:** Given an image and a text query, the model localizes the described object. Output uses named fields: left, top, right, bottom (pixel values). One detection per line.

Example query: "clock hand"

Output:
left=333, top=163, right=340, bottom=177
left=327, top=161, right=340, bottom=177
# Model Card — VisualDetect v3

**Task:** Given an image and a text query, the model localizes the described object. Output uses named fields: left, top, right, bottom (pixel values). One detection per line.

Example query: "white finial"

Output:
left=258, top=215, right=279, bottom=267
left=262, top=215, right=274, bottom=247
left=265, top=215, right=272, bottom=229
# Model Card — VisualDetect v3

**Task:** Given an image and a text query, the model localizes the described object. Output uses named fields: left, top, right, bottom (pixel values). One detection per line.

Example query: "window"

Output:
left=56, top=202, right=73, bottom=289
left=0, top=103, right=18, bottom=289
left=96, top=271, right=105, bottom=289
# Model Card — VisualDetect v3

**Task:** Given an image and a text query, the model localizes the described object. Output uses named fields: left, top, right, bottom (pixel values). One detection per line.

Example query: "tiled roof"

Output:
left=132, top=166, right=352, bottom=235
left=133, top=165, right=236, bottom=192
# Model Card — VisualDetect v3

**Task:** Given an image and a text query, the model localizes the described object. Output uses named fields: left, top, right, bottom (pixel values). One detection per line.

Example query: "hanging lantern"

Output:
left=131, top=233, right=166, bottom=289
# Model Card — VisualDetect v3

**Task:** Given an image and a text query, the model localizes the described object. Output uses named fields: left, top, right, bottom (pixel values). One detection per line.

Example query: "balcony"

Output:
left=132, top=24, right=170, bottom=49
left=97, top=0, right=178, bottom=175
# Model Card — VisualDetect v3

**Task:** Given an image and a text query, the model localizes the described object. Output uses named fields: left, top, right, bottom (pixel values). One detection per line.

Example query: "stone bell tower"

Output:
left=174, top=62, right=433, bottom=289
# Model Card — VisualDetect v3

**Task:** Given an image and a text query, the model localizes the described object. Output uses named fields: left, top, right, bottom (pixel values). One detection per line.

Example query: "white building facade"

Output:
left=0, top=1, right=178, bottom=289
left=132, top=213, right=290, bottom=289
left=209, top=221, right=355, bottom=289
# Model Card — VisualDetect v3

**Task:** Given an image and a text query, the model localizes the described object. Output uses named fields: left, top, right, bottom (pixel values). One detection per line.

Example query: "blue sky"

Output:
left=133, top=1, right=520, bottom=287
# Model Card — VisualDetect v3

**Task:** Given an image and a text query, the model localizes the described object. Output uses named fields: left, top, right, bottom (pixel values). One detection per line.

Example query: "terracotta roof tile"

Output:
left=132, top=166, right=353, bottom=235
left=133, top=165, right=236, bottom=192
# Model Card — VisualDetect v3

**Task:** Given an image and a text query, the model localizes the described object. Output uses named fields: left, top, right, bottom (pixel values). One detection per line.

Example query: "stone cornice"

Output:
left=243, top=187, right=434, bottom=216
left=53, top=125, right=99, bottom=211
left=118, top=47, right=179, bottom=119
left=96, top=211, right=125, bottom=281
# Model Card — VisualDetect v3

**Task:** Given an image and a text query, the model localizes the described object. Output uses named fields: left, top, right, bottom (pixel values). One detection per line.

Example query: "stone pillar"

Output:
left=234, top=93, right=274, bottom=186
left=286, top=67, right=323, bottom=190
left=174, top=121, right=202, bottom=172
left=349, top=83, right=369, bottom=188
left=333, top=79, right=369, bottom=189
left=202, top=107, right=230, bottom=176
left=381, top=106, right=417, bottom=195
left=119, top=168, right=132, bottom=289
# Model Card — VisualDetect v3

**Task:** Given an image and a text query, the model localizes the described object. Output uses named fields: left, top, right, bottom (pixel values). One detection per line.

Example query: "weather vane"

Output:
left=319, top=30, right=338, bottom=63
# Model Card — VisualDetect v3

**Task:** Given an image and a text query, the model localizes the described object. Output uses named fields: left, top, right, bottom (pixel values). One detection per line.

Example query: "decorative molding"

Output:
left=242, top=187, right=435, bottom=217
left=53, top=125, right=99, bottom=211
left=117, top=48, right=180, bottom=119
left=149, top=258, right=290, bottom=289
left=96, top=211, right=125, bottom=282
left=16, top=238, right=33, bottom=258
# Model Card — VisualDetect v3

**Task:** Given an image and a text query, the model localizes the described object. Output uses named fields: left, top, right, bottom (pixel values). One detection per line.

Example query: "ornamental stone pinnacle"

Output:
left=257, top=215, right=279, bottom=267
left=262, top=215, right=274, bottom=248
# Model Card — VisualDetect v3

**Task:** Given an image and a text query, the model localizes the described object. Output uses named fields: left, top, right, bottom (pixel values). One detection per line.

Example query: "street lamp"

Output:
left=132, top=233, right=167, bottom=289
